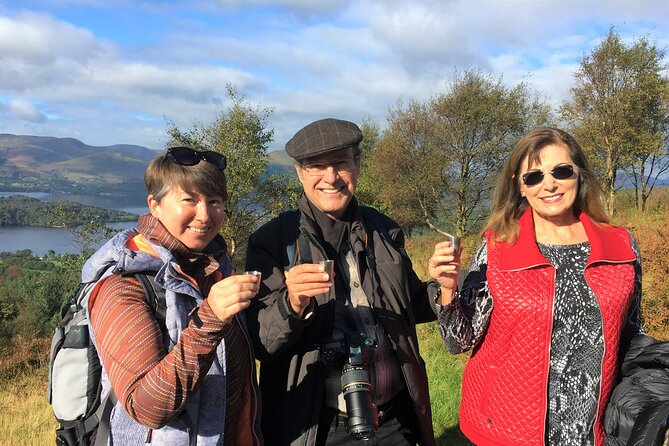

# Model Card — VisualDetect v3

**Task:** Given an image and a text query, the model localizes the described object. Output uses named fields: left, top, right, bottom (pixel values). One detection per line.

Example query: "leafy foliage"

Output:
left=166, top=85, right=297, bottom=267
left=561, top=27, right=669, bottom=214
left=369, top=69, right=550, bottom=236
left=0, top=254, right=79, bottom=345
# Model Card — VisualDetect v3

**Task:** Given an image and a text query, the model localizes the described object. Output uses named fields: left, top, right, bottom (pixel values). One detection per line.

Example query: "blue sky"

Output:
left=0, top=0, right=667, bottom=151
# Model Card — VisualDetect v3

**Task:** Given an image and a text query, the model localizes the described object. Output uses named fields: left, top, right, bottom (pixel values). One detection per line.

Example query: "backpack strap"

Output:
left=92, top=390, right=117, bottom=446
left=280, top=209, right=312, bottom=268
left=281, top=207, right=390, bottom=269
left=134, top=272, right=167, bottom=337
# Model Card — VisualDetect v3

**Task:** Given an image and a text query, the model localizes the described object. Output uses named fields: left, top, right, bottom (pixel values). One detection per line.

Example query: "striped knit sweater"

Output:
left=88, top=214, right=255, bottom=444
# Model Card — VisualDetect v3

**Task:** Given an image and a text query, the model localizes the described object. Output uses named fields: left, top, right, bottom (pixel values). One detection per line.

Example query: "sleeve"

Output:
left=89, top=274, right=227, bottom=428
left=244, top=224, right=314, bottom=361
left=387, top=225, right=440, bottom=324
left=436, top=239, right=494, bottom=354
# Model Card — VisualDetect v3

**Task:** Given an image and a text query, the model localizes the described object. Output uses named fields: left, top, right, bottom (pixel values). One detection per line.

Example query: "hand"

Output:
left=207, top=274, right=260, bottom=323
left=428, top=240, right=461, bottom=305
left=285, top=263, right=333, bottom=318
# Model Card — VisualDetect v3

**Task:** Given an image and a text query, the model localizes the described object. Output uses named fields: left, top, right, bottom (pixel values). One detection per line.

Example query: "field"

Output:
left=0, top=189, right=667, bottom=445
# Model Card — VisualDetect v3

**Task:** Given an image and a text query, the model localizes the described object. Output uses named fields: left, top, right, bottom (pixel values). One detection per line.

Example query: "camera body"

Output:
left=320, top=335, right=378, bottom=441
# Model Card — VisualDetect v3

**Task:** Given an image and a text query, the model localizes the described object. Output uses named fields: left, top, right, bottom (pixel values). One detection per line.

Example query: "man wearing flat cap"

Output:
left=245, top=118, right=438, bottom=446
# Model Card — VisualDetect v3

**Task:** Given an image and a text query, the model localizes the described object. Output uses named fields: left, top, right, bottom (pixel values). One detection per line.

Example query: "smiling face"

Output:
left=148, top=185, right=226, bottom=251
left=295, top=147, right=359, bottom=220
left=519, top=143, right=579, bottom=226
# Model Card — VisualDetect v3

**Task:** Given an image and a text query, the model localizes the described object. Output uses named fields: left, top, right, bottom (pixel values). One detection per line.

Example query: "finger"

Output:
left=433, top=264, right=460, bottom=273
left=430, top=253, right=460, bottom=265
left=431, top=260, right=459, bottom=270
left=287, top=281, right=333, bottom=295
left=210, top=283, right=259, bottom=299
left=286, top=263, right=325, bottom=275
left=209, top=291, right=256, bottom=308
left=221, top=301, right=253, bottom=320
left=286, top=271, right=332, bottom=284
left=433, top=241, right=454, bottom=251
left=221, top=274, right=261, bottom=285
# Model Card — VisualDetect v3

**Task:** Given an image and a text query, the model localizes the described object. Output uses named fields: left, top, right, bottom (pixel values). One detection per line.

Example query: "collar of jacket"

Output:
left=297, top=193, right=365, bottom=252
left=496, top=207, right=636, bottom=271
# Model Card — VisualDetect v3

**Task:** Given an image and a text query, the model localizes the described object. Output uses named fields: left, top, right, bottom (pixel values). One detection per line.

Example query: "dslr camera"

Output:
left=320, top=335, right=378, bottom=441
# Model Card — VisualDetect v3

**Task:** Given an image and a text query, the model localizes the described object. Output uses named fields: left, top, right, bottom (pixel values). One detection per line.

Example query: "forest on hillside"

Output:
left=0, top=195, right=137, bottom=227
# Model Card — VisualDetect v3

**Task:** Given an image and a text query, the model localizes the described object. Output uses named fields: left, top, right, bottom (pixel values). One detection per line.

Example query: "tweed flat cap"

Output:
left=285, top=118, right=363, bottom=161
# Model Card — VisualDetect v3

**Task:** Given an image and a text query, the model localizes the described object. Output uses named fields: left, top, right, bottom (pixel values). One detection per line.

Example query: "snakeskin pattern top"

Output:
left=437, top=234, right=643, bottom=445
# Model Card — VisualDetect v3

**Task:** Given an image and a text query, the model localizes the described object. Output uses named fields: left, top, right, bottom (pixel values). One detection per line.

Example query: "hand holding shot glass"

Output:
left=207, top=269, right=262, bottom=323
left=319, top=260, right=334, bottom=277
left=243, top=270, right=262, bottom=284
left=427, top=232, right=462, bottom=306
left=284, top=259, right=335, bottom=318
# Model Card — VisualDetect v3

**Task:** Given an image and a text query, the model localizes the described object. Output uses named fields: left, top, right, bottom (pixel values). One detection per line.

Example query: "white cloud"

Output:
left=5, top=98, right=47, bottom=123
left=0, top=0, right=666, bottom=150
left=215, top=0, right=352, bottom=14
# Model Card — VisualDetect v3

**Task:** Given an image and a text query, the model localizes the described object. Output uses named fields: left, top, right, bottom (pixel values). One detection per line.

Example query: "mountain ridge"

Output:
left=0, top=133, right=292, bottom=196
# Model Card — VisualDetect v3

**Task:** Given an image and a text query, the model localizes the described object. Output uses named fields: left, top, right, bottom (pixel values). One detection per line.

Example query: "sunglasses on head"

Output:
left=167, top=146, right=227, bottom=170
left=521, top=164, right=575, bottom=186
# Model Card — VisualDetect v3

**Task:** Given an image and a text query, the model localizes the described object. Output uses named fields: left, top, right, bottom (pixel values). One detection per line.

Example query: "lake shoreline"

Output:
left=0, top=191, right=147, bottom=255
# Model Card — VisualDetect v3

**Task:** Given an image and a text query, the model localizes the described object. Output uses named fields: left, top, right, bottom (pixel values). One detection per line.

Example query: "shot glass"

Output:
left=446, top=234, right=462, bottom=254
left=243, top=270, right=262, bottom=283
left=319, top=260, right=334, bottom=278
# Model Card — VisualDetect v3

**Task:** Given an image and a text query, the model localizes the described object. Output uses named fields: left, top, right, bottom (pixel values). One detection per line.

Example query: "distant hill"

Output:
left=0, top=133, right=294, bottom=197
left=0, top=134, right=158, bottom=197
left=267, top=149, right=294, bottom=175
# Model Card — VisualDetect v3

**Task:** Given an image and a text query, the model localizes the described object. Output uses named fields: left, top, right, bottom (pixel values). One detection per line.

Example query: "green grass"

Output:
left=417, top=322, right=472, bottom=445
left=1, top=326, right=471, bottom=446
left=0, top=364, right=56, bottom=446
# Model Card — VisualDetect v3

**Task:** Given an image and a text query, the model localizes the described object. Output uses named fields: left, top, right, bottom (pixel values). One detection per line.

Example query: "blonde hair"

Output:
left=144, top=151, right=228, bottom=203
left=483, top=127, right=608, bottom=243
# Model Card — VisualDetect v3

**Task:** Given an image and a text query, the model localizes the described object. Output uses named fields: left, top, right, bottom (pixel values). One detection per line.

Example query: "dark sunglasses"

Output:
left=521, top=164, right=575, bottom=186
left=167, top=146, right=227, bottom=170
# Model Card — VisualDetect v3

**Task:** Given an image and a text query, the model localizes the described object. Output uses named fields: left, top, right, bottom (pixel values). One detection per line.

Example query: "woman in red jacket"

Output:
left=428, top=128, right=643, bottom=446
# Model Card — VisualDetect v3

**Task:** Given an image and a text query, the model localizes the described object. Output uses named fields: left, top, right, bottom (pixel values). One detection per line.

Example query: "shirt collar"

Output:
left=496, top=208, right=635, bottom=271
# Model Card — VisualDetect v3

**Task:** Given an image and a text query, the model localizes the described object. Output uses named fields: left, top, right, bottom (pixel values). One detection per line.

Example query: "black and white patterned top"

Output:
left=437, top=233, right=643, bottom=446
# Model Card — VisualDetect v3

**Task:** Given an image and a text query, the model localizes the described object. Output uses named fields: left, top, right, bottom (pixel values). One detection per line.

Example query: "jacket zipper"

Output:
left=237, top=313, right=262, bottom=446
left=541, top=267, right=556, bottom=443
left=584, top=258, right=631, bottom=445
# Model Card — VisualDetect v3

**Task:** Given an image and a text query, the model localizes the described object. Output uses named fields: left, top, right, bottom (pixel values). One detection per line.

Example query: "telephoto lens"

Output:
left=340, top=341, right=378, bottom=440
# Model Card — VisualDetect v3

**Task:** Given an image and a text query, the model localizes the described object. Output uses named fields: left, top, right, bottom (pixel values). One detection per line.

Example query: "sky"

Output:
left=0, top=0, right=667, bottom=152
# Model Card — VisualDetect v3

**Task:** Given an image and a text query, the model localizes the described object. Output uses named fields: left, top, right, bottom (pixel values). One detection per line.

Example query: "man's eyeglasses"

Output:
left=167, top=146, right=227, bottom=171
left=521, top=164, right=575, bottom=186
left=299, top=157, right=359, bottom=176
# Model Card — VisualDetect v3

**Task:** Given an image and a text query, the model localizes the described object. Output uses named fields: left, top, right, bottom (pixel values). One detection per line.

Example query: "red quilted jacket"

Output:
left=459, top=209, right=637, bottom=446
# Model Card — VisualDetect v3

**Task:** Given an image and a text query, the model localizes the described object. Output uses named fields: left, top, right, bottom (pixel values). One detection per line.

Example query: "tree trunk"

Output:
left=605, top=149, right=617, bottom=216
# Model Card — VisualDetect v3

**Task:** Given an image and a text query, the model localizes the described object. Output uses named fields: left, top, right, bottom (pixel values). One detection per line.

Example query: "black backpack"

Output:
left=47, top=272, right=166, bottom=446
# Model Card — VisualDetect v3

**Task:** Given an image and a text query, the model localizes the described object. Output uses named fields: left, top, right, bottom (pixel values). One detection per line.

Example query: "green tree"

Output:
left=370, top=70, right=550, bottom=236
left=561, top=28, right=669, bottom=213
left=167, top=85, right=294, bottom=267
left=431, top=70, right=550, bottom=235
left=625, top=59, right=669, bottom=212
left=354, top=117, right=390, bottom=213
left=370, top=99, right=442, bottom=234
left=49, top=203, right=117, bottom=271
